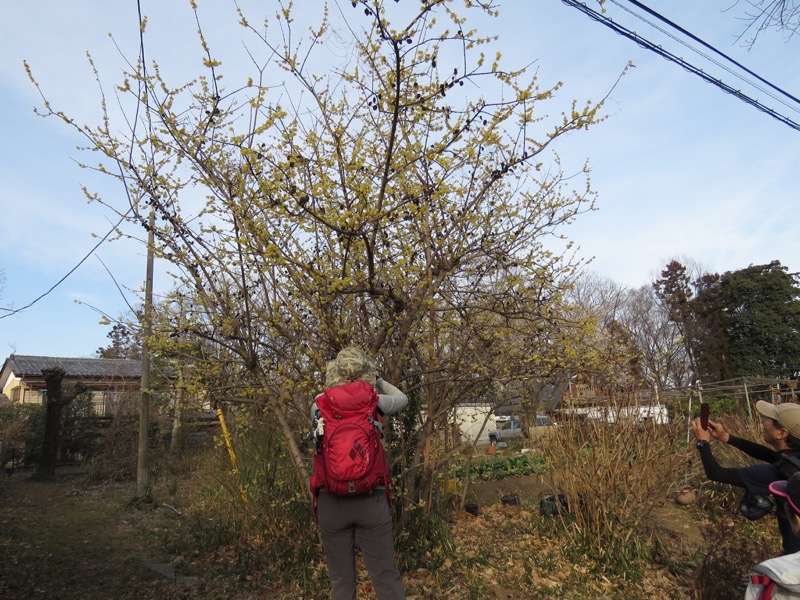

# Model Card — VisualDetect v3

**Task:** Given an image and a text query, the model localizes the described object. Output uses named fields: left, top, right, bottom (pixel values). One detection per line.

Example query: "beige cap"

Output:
left=756, top=400, right=800, bottom=438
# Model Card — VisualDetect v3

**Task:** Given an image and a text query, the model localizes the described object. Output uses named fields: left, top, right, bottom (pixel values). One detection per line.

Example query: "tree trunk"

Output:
left=171, top=384, right=184, bottom=450
left=35, top=368, right=86, bottom=479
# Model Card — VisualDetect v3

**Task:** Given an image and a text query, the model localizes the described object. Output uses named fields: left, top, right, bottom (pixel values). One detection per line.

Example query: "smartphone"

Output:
left=700, top=403, right=710, bottom=430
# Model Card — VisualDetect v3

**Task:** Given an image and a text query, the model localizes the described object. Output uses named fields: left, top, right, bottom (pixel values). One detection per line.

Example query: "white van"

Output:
left=453, top=404, right=498, bottom=445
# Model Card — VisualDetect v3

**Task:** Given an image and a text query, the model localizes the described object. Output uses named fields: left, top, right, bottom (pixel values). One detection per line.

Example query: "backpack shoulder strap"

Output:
left=748, top=574, right=775, bottom=600
left=314, top=390, right=333, bottom=415
left=779, top=453, right=800, bottom=479
left=753, top=552, right=800, bottom=596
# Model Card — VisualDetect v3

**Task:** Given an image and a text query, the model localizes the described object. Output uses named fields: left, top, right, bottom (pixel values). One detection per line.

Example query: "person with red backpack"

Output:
left=310, top=347, right=408, bottom=600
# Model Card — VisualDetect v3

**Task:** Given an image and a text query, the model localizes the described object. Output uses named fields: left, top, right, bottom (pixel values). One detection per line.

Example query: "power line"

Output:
left=612, top=0, right=800, bottom=114
left=561, top=0, right=800, bottom=132
left=0, top=215, right=128, bottom=321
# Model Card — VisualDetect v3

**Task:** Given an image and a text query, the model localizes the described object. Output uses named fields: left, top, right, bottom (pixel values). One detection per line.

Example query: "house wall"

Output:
left=3, top=380, right=44, bottom=405
left=2, top=378, right=140, bottom=417
left=2, top=375, right=25, bottom=401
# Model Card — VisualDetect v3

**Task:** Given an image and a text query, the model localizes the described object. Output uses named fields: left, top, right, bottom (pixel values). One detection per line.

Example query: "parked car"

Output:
left=488, top=419, right=524, bottom=446
left=529, top=413, right=558, bottom=441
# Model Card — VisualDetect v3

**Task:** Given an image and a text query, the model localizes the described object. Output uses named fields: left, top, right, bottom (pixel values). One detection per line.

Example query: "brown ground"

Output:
left=0, top=468, right=197, bottom=600
left=0, top=465, right=705, bottom=600
left=469, top=472, right=706, bottom=547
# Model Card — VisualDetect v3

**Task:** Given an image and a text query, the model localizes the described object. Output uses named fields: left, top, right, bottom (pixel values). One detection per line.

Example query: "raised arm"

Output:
left=375, top=378, right=408, bottom=416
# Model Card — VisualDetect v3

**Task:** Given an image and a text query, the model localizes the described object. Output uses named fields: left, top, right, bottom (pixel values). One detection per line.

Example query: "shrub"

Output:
left=454, top=453, right=547, bottom=482
left=60, top=393, right=105, bottom=462
left=0, top=403, right=44, bottom=468
left=694, top=518, right=778, bottom=600
left=86, top=416, right=142, bottom=481
left=168, top=413, right=324, bottom=595
left=545, top=405, right=687, bottom=579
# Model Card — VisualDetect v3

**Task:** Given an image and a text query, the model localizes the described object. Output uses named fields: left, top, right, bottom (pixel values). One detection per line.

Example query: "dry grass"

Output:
left=0, top=414, right=784, bottom=600
left=0, top=471, right=194, bottom=600
left=544, top=412, right=689, bottom=575
left=0, top=464, right=698, bottom=600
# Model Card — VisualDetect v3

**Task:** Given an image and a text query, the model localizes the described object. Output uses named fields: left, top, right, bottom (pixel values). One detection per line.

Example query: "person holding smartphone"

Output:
left=691, top=400, right=800, bottom=555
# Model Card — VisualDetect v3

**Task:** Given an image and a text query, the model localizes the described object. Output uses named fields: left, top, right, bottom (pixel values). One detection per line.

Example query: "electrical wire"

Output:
left=615, top=0, right=800, bottom=112
left=0, top=214, right=129, bottom=321
left=561, top=0, right=800, bottom=132
left=1, top=1, right=153, bottom=323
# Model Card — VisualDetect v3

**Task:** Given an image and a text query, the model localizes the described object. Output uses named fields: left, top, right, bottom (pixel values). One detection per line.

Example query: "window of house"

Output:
left=22, top=388, right=46, bottom=404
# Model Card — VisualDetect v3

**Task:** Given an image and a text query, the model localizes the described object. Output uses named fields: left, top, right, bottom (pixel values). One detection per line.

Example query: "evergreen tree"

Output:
left=96, top=323, right=141, bottom=360
left=721, top=261, right=800, bottom=378
left=656, top=259, right=800, bottom=383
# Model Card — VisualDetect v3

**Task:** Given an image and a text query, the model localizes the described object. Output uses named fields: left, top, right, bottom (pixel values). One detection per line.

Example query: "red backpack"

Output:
left=310, top=380, right=391, bottom=499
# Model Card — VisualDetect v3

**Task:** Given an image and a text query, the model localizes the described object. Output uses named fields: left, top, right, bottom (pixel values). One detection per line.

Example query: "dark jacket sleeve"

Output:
left=727, top=435, right=780, bottom=463
left=697, top=443, right=745, bottom=487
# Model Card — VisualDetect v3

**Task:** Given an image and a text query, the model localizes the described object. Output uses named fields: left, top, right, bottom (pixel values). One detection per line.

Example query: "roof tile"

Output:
left=7, top=355, right=141, bottom=379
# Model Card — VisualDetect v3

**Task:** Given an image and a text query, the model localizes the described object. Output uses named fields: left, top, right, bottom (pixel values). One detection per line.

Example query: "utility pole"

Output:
left=136, top=209, right=155, bottom=498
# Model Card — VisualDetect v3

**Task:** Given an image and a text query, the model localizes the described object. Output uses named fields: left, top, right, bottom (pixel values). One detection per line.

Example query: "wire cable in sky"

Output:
left=612, top=0, right=800, bottom=114
left=0, top=214, right=128, bottom=321
left=561, top=0, right=800, bottom=133
left=1, top=1, right=154, bottom=325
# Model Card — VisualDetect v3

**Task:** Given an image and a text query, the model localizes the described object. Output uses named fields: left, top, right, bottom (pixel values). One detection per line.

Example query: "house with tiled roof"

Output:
left=0, top=355, right=142, bottom=416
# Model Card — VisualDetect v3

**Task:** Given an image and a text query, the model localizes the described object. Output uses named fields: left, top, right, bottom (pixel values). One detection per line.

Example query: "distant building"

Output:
left=0, top=354, right=142, bottom=416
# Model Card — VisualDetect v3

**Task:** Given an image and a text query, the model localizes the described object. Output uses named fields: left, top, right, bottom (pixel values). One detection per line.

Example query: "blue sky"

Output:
left=1, top=0, right=798, bottom=359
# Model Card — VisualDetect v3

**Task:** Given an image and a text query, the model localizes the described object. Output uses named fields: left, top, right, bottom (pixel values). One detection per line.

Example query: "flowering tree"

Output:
left=29, top=0, right=614, bottom=512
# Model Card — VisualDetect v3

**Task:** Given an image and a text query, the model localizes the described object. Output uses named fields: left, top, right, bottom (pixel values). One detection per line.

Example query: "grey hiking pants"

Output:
left=316, top=489, right=405, bottom=600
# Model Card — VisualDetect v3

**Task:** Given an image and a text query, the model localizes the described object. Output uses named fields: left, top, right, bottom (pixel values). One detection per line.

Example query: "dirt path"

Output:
left=0, top=469, right=196, bottom=600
